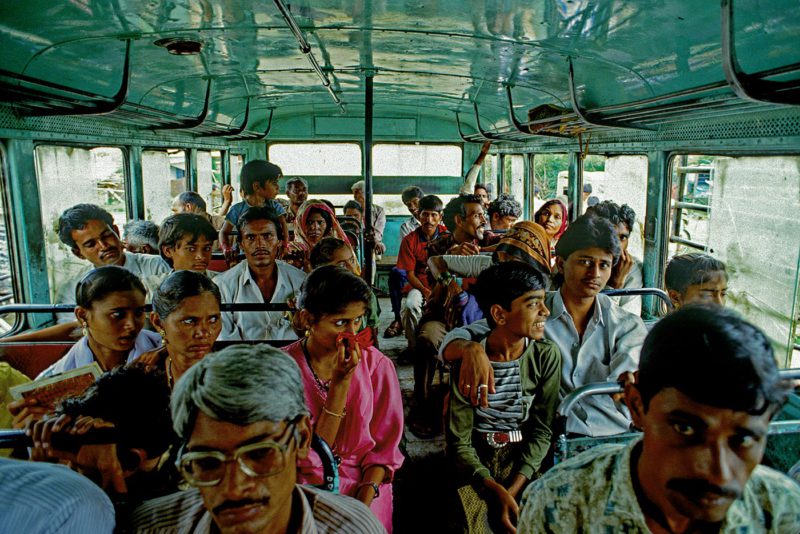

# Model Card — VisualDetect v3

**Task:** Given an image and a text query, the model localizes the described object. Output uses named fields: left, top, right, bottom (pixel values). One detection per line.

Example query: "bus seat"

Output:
left=382, top=216, right=407, bottom=258
left=207, top=258, right=229, bottom=272
left=0, top=342, right=74, bottom=380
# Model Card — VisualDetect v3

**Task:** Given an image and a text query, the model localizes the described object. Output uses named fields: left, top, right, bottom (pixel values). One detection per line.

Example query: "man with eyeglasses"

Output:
left=129, top=344, right=385, bottom=533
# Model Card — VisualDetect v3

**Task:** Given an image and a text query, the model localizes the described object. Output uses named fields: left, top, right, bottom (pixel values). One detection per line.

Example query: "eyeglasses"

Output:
left=178, top=423, right=296, bottom=487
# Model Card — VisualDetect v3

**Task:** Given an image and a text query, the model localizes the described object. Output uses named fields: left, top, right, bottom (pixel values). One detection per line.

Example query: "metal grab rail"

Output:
left=601, top=287, right=674, bottom=312
left=0, top=303, right=292, bottom=315
left=311, top=434, right=340, bottom=493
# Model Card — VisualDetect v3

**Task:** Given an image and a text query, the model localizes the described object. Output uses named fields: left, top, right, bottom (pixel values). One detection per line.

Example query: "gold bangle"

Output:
left=322, top=406, right=346, bottom=418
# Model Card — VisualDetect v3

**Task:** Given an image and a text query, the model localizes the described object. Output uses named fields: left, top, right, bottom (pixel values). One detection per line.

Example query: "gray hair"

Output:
left=123, top=219, right=159, bottom=250
left=171, top=344, right=309, bottom=441
left=286, top=177, right=308, bottom=189
left=351, top=180, right=365, bottom=192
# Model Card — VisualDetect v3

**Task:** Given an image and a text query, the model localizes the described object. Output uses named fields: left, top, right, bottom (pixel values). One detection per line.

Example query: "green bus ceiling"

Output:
left=0, top=1, right=798, bottom=140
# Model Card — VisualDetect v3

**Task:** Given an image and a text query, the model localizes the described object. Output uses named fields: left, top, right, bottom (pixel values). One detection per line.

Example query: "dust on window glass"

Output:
left=143, top=149, right=186, bottom=224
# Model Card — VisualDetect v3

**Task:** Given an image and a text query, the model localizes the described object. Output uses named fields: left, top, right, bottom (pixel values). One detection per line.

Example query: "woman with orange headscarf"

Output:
left=533, top=199, right=568, bottom=266
left=284, top=199, right=359, bottom=273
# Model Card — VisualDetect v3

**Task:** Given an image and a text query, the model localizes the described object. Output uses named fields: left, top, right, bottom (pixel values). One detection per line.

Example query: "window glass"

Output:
left=142, top=149, right=186, bottom=224
left=480, top=154, right=498, bottom=204
left=502, top=154, right=525, bottom=212
left=197, top=150, right=223, bottom=212
left=532, top=153, right=569, bottom=214
left=35, top=145, right=127, bottom=302
left=268, top=143, right=361, bottom=176
left=230, top=153, right=245, bottom=200
left=373, top=144, right=462, bottom=177
left=0, top=149, right=17, bottom=334
left=667, top=154, right=800, bottom=366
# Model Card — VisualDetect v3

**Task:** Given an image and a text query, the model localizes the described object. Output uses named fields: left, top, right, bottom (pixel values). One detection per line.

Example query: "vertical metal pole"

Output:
left=363, top=74, right=375, bottom=284
left=127, top=145, right=145, bottom=220
left=568, top=152, right=583, bottom=221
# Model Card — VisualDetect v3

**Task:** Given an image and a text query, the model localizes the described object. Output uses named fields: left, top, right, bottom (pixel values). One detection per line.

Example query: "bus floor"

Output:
left=375, top=297, right=453, bottom=533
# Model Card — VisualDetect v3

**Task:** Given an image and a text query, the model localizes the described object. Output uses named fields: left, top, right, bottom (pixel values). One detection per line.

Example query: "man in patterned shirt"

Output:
left=517, top=306, right=800, bottom=533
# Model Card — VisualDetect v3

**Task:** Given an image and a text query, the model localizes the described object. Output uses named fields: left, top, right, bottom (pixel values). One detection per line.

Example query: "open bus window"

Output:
left=480, top=153, right=498, bottom=204
left=667, top=154, right=800, bottom=367
left=230, top=153, right=245, bottom=199
left=197, top=150, right=223, bottom=213
left=0, top=148, right=17, bottom=333
left=142, top=149, right=186, bottom=224
left=501, top=154, right=525, bottom=215
left=532, top=153, right=569, bottom=215
left=34, top=146, right=127, bottom=303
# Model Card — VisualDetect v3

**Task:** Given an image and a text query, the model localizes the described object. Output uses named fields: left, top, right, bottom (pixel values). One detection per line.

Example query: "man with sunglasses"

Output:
left=129, top=344, right=384, bottom=533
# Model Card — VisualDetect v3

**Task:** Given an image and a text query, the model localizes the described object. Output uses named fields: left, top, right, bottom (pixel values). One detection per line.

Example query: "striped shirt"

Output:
left=475, top=353, right=526, bottom=432
left=128, top=484, right=386, bottom=533
left=0, top=458, right=115, bottom=533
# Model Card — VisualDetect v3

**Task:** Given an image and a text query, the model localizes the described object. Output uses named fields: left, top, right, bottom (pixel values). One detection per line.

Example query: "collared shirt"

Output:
left=36, top=329, right=162, bottom=380
left=396, top=225, right=447, bottom=290
left=214, top=260, right=305, bottom=341
left=399, top=216, right=420, bottom=239
left=128, top=484, right=386, bottom=533
left=517, top=439, right=800, bottom=533
left=225, top=199, right=286, bottom=225
left=440, top=290, right=647, bottom=436
left=54, top=251, right=171, bottom=323
left=0, top=457, right=115, bottom=534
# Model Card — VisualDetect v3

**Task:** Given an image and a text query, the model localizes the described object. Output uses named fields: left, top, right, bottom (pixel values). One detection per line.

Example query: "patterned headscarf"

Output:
left=292, top=200, right=360, bottom=274
left=493, top=221, right=551, bottom=274
left=534, top=199, right=569, bottom=240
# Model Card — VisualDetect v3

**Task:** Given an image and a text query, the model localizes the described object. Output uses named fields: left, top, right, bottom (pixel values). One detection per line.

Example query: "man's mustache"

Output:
left=667, top=478, right=741, bottom=501
left=213, top=497, right=269, bottom=515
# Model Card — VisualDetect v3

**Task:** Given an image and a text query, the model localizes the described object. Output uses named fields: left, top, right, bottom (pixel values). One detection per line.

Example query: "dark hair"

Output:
left=419, top=194, right=443, bottom=213
left=487, top=194, right=522, bottom=219
left=583, top=183, right=593, bottom=194
left=175, top=191, right=206, bottom=212
left=236, top=206, right=285, bottom=241
left=59, top=365, right=174, bottom=461
left=158, top=213, right=217, bottom=267
left=443, top=194, right=482, bottom=231
left=665, top=253, right=728, bottom=294
left=240, top=160, right=282, bottom=195
left=75, top=265, right=146, bottom=307
left=152, top=270, right=221, bottom=319
left=401, top=186, right=424, bottom=203
left=637, top=305, right=791, bottom=415
left=58, top=204, right=115, bottom=248
left=474, top=262, right=547, bottom=328
left=123, top=220, right=160, bottom=251
left=298, top=265, right=371, bottom=317
left=343, top=200, right=363, bottom=214
left=533, top=199, right=568, bottom=236
left=554, top=214, right=621, bottom=264
left=304, top=206, right=333, bottom=235
left=585, top=200, right=636, bottom=233
left=309, top=237, right=347, bottom=269
left=474, top=184, right=489, bottom=195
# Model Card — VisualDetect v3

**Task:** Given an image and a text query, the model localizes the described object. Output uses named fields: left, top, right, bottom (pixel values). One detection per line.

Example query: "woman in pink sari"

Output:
left=284, top=199, right=357, bottom=273
left=283, top=265, right=403, bottom=531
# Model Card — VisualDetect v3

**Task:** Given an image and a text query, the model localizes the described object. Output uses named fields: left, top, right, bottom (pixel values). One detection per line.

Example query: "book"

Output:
left=9, top=363, right=102, bottom=410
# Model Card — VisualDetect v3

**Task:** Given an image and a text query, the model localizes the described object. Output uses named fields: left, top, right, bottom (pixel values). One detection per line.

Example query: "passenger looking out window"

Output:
left=214, top=207, right=305, bottom=341
left=122, top=220, right=159, bottom=255
left=399, top=186, right=424, bottom=239
left=665, top=253, right=728, bottom=310
left=487, top=194, right=522, bottom=232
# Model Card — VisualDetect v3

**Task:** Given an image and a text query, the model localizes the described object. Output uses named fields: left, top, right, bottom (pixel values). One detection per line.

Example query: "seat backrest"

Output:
left=0, top=342, right=74, bottom=380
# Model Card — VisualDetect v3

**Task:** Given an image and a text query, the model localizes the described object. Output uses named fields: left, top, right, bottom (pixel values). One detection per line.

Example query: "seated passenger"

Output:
left=474, top=183, right=491, bottom=210
left=37, top=266, right=160, bottom=379
left=428, top=194, right=501, bottom=258
left=157, top=213, right=218, bottom=278
left=0, top=457, right=114, bottom=533
left=533, top=199, right=568, bottom=263
left=517, top=306, right=800, bottom=533
left=129, top=344, right=385, bottom=533
left=487, top=193, right=521, bottom=232
left=122, top=219, right=159, bottom=255
left=28, top=365, right=176, bottom=504
left=665, top=252, right=728, bottom=310
left=441, top=215, right=647, bottom=437
left=218, top=160, right=288, bottom=263
left=447, top=262, right=560, bottom=534
left=138, top=270, right=222, bottom=388
left=171, top=189, right=232, bottom=232
left=310, top=237, right=379, bottom=335
left=343, top=199, right=364, bottom=221
left=286, top=199, right=354, bottom=273
left=399, top=185, right=424, bottom=238
left=352, top=180, right=387, bottom=255
left=215, top=207, right=305, bottom=341
left=284, top=266, right=404, bottom=531
left=586, top=200, right=644, bottom=315
left=284, top=177, right=308, bottom=238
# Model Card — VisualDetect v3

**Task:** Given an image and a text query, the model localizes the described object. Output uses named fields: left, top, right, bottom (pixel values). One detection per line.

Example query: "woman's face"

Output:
left=326, top=246, right=358, bottom=274
left=79, top=289, right=147, bottom=354
left=305, top=212, right=328, bottom=244
left=308, top=301, right=367, bottom=352
left=538, top=203, right=563, bottom=238
left=156, top=292, right=222, bottom=367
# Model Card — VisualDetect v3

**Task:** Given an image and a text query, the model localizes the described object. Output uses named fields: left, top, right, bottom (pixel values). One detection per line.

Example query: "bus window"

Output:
left=197, top=150, right=223, bottom=212
left=667, top=154, right=800, bottom=366
left=34, top=145, right=127, bottom=302
left=532, top=153, right=569, bottom=214
left=142, top=149, right=186, bottom=224
left=230, top=153, right=245, bottom=199
left=501, top=154, right=525, bottom=215
left=480, top=153, right=499, bottom=203
left=0, top=148, right=17, bottom=334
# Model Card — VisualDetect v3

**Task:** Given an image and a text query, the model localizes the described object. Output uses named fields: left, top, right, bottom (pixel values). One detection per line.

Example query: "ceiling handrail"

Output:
left=228, top=107, right=273, bottom=140
left=202, top=98, right=250, bottom=137
left=151, top=78, right=212, bottom=131
left=505, top=85, right=573, bottom=139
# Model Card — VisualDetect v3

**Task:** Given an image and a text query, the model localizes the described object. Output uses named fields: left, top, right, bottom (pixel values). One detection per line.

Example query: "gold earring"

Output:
left=159, top=330, right=168, bottom=345
left=81, top=323, right=88, bottom=337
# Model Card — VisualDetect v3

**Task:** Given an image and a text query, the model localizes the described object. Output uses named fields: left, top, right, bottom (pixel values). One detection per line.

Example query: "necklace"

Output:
left=302, top=339, right=330, bottom=394
left=165, top=356, right=174, bottom=388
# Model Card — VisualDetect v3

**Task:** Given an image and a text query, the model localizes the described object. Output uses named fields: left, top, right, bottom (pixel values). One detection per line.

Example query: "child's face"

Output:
left=498, top=289, right=549, bottom=341
left=677, top=271, right=728, bottom=308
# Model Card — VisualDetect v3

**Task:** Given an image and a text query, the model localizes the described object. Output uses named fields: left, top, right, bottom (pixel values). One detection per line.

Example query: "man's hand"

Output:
left=421, top=287, right=432, bottom=301
left=484, top=478, right=519, bottom=533
left=447, top=241, right=481, bottom=256
left=9, top=398, right=50, bottom=430
left=608, top=249, right=634, bottom=289
left=457, top=341, right=494, bottom=407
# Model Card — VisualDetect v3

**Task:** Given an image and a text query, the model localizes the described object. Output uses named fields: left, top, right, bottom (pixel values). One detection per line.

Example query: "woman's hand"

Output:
left=331, top=338, right=360, bottom=385
left=9, top=397, right=51, bottom=430
left=484, top=478, right=519, bottom=533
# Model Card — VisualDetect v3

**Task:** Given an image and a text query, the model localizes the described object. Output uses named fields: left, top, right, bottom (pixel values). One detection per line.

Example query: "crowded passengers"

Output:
left=1, top=157, right=798, bottom=534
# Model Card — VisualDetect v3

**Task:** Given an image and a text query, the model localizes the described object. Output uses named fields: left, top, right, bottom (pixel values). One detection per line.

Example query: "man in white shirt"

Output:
left=214, top=206, right=306, bottom=341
